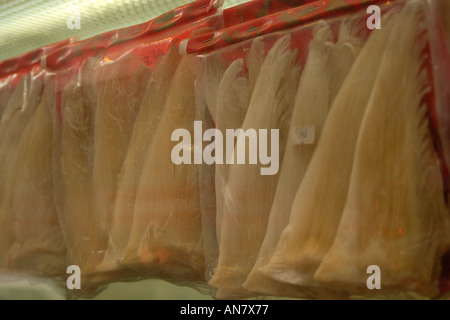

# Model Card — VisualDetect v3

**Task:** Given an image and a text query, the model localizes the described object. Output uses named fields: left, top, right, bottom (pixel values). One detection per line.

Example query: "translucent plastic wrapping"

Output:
left=0, top=0, right=449, bottom=300
left=246, top=19, right=363, bottom=299
left=0, top=76, right=66, bottom=280
left=313, top=3, right=448, bottom=297
left=190, top=0, right=450, bottom=299
left=0, top=39, right=72, bottom=280
left=45, top=0, right=223, bottom=297
left=99, top=47, right=180, bottom=275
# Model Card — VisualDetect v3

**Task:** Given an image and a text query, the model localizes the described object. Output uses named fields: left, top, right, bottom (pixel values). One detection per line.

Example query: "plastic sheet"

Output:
left=0, top=0, right=448, bottom=300
left=190, top=0, right=450, bottom=299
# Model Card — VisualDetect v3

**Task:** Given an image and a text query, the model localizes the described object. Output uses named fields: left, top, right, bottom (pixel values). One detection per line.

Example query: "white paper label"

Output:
left=292, top=125, right=315, bottom=145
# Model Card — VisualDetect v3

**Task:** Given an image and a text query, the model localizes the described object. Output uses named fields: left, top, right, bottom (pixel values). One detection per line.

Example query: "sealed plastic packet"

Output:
left=112, top=2, right=280, bottom=287
left=0, top=0, right=447, bottom=301
left=51, top=56, right=101, bottom=280
left=260, top=0, right=450, bottom=300
left=202, top=35, right=300, bottom=297
left=261, top=8, right=398, bottom=288
left=0, top=79, right=66, bottom=277
left=194, top=0, right=306, bottom=261
left=0, top=76, right=33, bottom=269
left=0, top=39, right=71, bottom=278
left=91, top=52, right=152, bottom=271
left=314, top=0, right=450, bottom=298
left=121, top=54, right=206, bottom=286
left=45, top=0, right=224, bottom=296
left=9, top=82, right=67, bottom=276
left=184, top=0, right=333, bottom=298
left=98, top=46, right=181, bottom=275
left=194, top=37, right=265, bottom=296
left=244, top=18, right=364, bottom=298
left=51, top=49, right=152, bottom=297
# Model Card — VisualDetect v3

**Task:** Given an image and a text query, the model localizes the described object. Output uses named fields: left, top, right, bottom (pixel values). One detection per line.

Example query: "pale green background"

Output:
left=0, top=0, right=250, bottom=62
left=0, top=276, right=213, bottom=300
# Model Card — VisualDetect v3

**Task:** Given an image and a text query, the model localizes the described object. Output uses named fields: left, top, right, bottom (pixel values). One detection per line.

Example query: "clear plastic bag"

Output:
left=188, top=0, right=450, bottom=299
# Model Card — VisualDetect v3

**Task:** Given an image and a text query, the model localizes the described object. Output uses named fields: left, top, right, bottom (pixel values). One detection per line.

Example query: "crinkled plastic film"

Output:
left=0, top=39, right=72, bottom=284
left=0, top=70, right=67, bottom=282
left=193, top=0, right=450, bottom=299
left=44, top=0, right=223, bottom=298
left=0, top=0, right=449, bottom=300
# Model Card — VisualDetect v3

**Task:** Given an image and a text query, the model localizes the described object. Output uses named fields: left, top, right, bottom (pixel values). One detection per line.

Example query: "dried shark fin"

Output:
left=0, top=77, right=32, bottom=203
left=5, top=82, right=66, bottom=276
left=0, top=77, right=27, bottom=267
left=55, top=59, right=98, bottom=272
left=209, top=36, right=299, bottom=296
left=52, top=58, right=103, bottom=300
left=199, top=42, right=259, bottom=288
left=262, top=12, right=397, bottom=286
left=80, top=56, right=101, bottom=143
left=0, top=75, right=42, bottom=179
left=315, top=0, right=450, bottom=298
left=99, top=47, right=180, bottom=273
left=52, top=57, right=103, bottom=299
left=0, top=76, right=42, bottom=268
left=337, top=15, right=367, bottom=43
left=329, top=21, right=363, bottom=103
left=247, top=37, right=265, bottom=97
left=91, top=53, right=151, bottom=268
left=215, top=38, right=265, bottom=246
left=203, top=55, right=227, bottom=123
left=122, top=55, right=205, bottom=285
left=214, top=58, right=250, bottom=246
left=244, top=21, right=334, bottom=297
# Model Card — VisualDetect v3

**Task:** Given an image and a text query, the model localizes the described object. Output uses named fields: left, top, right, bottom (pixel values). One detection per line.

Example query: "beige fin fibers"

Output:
left=3, top=83, right=66, bottom=276
left=214, top=38, right=265, bottom=246
left=329, top=20, right=363, bottom=103
left=55, top=61, right=97, bottom=272
left=0, top=78, right=27, bottom=267
left=208, top=36, right=300, bottom=295
left=0, top=76, right=43, bottom=197
left=80, top=57, right=101, bottom=143
left=0, top=76, right=42, bottom=267
left=247, top=37, right=265, bottom=97
left=203, top=55, right=226, bottom=123
left=262, top=13, right=397, bottom=286
left=315, top=1, right=450, bottom=298
left=53, top=58, right=100, bottom=298
left=99, top=48, right=180, bottom=272
left=214, top=58, right=250, bottom=246
left=0, top=77, right=34, bottom=205
left=122, top=55, right=205, bottom=283
left=244, top=21, right=334, bottom=296
left=91, top=53, right=151, bottom=267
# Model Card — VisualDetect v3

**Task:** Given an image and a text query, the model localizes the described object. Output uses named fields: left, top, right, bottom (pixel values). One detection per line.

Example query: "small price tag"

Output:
left=292, top=125, right=315, bottom=145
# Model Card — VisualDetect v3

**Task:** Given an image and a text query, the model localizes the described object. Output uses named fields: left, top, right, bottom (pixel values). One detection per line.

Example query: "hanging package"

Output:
left=185, top=0, right=450, bottom=299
